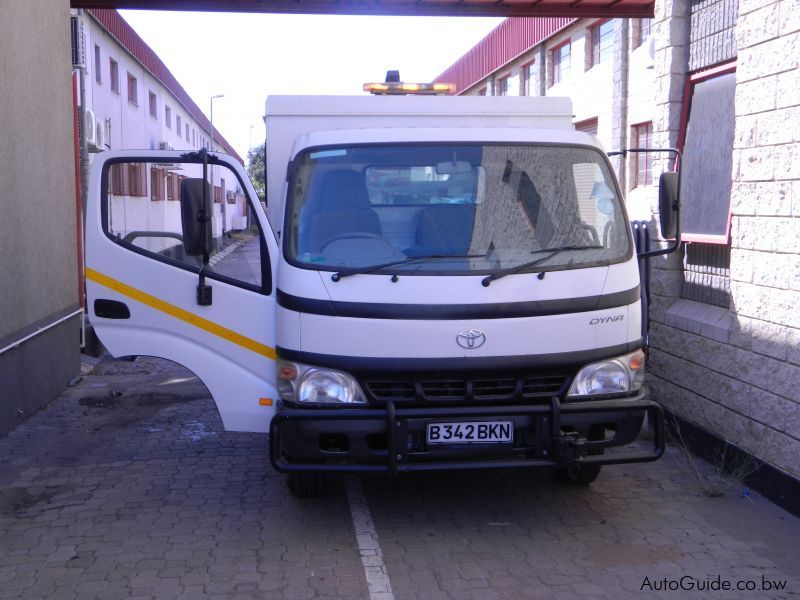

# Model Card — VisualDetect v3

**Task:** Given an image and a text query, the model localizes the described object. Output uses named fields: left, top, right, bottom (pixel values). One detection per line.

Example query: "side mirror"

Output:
left=658, top=171, right=679, bottom=240
left=180, top=178, right=212, bottom=257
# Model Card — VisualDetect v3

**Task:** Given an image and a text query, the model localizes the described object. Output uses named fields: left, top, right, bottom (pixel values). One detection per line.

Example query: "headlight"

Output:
left=277, top=360, right=366, bottom=405
left=567, top=350, right=645, bottom=398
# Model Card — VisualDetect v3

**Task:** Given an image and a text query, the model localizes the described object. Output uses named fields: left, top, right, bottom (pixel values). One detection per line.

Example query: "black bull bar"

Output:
left=270, top=396, right=665, bottom=474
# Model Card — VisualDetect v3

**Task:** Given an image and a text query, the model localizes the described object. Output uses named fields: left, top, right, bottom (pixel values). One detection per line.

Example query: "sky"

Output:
left=118, top=10, right=503, bottom=160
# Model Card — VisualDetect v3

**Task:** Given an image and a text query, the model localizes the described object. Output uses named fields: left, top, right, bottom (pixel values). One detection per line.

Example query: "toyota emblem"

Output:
left=456, top=329, right=486, bottom=349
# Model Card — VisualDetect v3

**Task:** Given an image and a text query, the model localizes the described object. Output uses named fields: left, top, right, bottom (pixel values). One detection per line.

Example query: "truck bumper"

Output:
left=269, top=392, right=664, bottom=474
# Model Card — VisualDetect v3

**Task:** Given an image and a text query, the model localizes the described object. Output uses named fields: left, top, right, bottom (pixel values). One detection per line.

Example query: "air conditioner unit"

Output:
left=155, top=141, right=179, bottom=168
left=84, top=109, right=97, bottom=148
left=70, top=16, right=86, bottom=68
left=90, top=118, right=104, bottom=152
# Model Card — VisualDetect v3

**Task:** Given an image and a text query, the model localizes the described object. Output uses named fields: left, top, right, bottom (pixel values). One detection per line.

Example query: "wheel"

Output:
left=556, top=461, right=602, bottom=485
left=287, top=472, right=328, bottom=498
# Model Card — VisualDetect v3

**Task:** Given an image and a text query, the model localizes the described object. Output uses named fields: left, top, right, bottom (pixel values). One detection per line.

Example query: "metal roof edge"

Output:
left=434, top=17, right=576, bottom=95
left=85, top=9, right=243, bottom=163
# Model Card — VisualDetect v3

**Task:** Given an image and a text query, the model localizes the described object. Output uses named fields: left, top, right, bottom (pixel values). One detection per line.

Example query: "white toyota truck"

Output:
left=86, top=86, right=679, bottom=497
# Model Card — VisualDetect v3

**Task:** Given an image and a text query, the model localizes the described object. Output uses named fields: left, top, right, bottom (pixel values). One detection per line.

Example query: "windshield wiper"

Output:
left=481, top=245, right=604, bottom=287
left=332, top=253, right=486, bottom=281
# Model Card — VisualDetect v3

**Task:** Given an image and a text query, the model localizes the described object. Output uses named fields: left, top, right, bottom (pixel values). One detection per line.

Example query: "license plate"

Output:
left=426, top=421, right=513, bottom=444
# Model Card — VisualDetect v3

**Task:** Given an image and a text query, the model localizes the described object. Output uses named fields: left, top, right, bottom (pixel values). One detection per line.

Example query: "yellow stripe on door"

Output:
left=86, top=268, right=276, bottom=360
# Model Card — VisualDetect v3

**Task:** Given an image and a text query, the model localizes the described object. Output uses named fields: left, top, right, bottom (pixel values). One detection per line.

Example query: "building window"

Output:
left=108, top=163, right=147, bottom=196
left=679, top=70, right=736, bottom=242
left=110, top=59, right=119, bottom=93
left=634, top=18, right=653, bottom=49
left=165, top=105, right=171, bottom=129
left=192, top=129, right=196, bottom=145
left=213, top=186, right=222, bottom=204
left=176, top=115, right=182, bottom=137
left=167, top=172, right=182, bottom=201
left=127, top=73, right=138, bottom=105
left=574, top=117, right=599, bottom=135
left=94, top=45, right=101, bottom=83
left=478, top=87, right=487, bottom=96
left=128, top=163, right=147, bottom=196
left=185, top=123, right=190, bottom=142
left=631, top=122, right=653, bottom=187
left=150, top=168, right=165, bottom=201
left=521, top=62, right=535, bottom=96
left=148, top=91, right=157, bottom=118
left=109, top=163, right=124, bottom=195
left=552, top=42, right=571, bottom=85
left=590, top=20, right=614, bottom=67
left=496, top=76, right=509, bottom=96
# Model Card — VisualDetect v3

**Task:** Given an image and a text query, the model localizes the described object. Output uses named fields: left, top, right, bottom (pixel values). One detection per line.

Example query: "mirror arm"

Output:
left=197, top=148, right=213, bottom=306
left=609, top=147, right=683, bottom=259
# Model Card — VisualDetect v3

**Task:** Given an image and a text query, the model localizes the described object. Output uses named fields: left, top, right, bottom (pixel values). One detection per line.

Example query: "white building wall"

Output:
left=79, top=12, right=248, bottom=240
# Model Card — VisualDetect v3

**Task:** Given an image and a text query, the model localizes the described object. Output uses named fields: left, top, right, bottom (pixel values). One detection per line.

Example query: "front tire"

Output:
left=556, top=462, right=602, bottom=485
left=287, top=472, right=327, bottom=498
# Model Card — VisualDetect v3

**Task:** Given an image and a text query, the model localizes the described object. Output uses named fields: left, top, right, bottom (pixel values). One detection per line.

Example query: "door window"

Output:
left=103, top=159, right=266, bottom=292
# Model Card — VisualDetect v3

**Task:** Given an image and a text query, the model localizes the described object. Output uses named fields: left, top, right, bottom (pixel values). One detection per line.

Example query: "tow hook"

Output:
left=558, top=432, right=588, bottom=462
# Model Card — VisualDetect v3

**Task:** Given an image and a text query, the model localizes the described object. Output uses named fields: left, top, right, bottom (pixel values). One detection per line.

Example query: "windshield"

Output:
left=286, top=144, right=630, bottom=274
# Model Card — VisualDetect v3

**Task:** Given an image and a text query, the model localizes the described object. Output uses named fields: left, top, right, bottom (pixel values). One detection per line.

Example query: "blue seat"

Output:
left=407, top=204, right=476, bottom=257
left=299, top=170, right=383, bottom=254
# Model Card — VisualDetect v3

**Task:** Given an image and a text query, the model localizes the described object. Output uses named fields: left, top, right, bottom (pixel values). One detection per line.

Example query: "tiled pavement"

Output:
left=0, top=356, right=797, bottom=599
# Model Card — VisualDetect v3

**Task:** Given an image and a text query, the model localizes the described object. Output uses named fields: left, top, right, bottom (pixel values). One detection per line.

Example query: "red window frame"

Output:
left=496, top=75, right=509, bottom=96
left=109, top=59, right=119, bottom=94
left=521, top=61, right=535, bottom=96
left=590, top=20, right=614, bottom=67
left=127, top=163, right=147, bottom=197
left=109, top=163, right=123, bottom=195
left=148, top=91, right=157, bottom=119
left=94, top=45, right=101, bottom=84
left=676, top=61, right=737, bottom=244
left=127, top=73, right=137, bottom=105
left=631, top=122, right=653, bottom=188
left=574, top=117, right=599, bottom=135
left=634, top=18, right=653, bottom=49
left=150, top=168, right=165, bottom=201
left=552, top=41, right=571, bottom=85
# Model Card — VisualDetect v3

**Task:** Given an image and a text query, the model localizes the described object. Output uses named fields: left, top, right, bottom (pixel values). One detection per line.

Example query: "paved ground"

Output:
left=0, top=356, right=798, bottom=600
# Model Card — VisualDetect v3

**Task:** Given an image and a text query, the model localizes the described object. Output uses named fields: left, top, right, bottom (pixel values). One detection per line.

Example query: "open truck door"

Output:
left=85, top=150, right=278, bottom=433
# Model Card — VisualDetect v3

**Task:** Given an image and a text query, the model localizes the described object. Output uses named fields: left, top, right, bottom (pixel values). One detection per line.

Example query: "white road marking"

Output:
left=345, top=476, right=395, bottom=600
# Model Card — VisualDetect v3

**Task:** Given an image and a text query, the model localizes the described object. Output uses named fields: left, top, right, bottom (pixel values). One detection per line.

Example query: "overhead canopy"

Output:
left=72, top=0, right=654, bottom=18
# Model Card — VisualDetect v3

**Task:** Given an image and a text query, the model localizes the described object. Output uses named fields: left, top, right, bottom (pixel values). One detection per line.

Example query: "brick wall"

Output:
left=649, top=0, right=800, bottom=480
left=689, top=0, right=738, bottom=70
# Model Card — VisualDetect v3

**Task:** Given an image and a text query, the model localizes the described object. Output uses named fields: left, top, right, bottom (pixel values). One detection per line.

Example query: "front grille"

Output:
left=363, top=371, right=571, bottom=404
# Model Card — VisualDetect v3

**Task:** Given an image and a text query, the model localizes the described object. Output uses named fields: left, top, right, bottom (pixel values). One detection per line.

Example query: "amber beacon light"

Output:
left=364, top=70, right=455, bottom=95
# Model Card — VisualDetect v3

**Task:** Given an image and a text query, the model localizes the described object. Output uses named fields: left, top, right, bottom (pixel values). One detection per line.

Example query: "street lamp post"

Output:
left=209, top=94, right=224, bottom=237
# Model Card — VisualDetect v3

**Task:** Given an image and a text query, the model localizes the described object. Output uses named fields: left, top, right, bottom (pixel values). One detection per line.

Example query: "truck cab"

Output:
left=86, top=94, right=672, bottom=497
